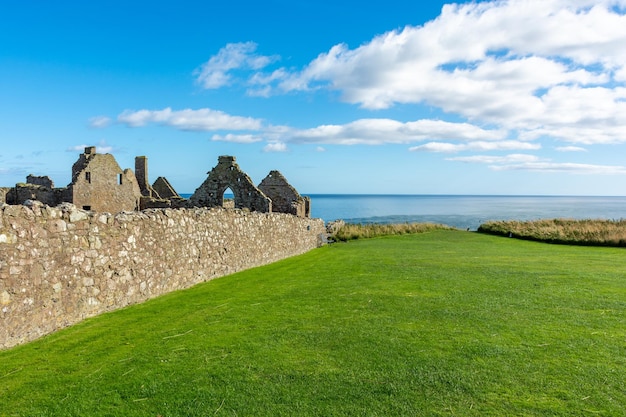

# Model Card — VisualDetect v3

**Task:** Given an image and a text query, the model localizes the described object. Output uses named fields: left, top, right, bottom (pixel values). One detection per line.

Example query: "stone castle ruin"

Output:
left=0, top=146, right=322, bottom=349
left=1, top=146, right=310, bottom=218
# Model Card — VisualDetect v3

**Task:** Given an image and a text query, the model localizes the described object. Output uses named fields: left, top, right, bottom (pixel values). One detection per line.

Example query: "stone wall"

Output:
left=0, top=202, right=325, bottom=349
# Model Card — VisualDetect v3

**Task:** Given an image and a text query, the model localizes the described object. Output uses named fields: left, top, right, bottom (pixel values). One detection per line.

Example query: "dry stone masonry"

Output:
left=0, top=146, right=324, bottom=349
left=0, top=202, right=325, bottom=349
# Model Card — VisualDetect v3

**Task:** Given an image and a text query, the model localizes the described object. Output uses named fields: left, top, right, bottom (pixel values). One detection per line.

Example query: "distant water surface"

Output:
left=306, top=195, right=626, bottom=230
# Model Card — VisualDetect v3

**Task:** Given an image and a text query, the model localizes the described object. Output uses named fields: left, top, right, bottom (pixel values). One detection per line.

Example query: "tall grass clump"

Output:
left=332, top=222, right=455, bottom=241
left=478, top=218, right=626, bottom=246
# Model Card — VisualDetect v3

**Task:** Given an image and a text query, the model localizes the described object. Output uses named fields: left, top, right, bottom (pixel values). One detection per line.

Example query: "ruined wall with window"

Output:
left=189, top=156, right=272, bottom=212
left=1, top=147, right=143, bottom=213
left=67, top=147, right=142, bottom=212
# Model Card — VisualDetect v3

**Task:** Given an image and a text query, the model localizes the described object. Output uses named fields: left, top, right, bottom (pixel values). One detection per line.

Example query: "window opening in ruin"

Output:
left=223, top=187, right=234, bottom=209
left=85, top=172, right=91, bottom=183
left=119, top=174, right=123, bottom=185
left=83, top=205, right=91, bottom=210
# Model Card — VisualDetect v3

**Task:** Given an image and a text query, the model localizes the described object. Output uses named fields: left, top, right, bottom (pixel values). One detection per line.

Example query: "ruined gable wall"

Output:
left=258, top=170, right=310, bottom=217
left=70, top=155, right=141, bottom=212
left=152, top=177, right=179, bottom=199
left=0, top=203, right=325, bottom=349
left=189, top=156, right=271, bottom=212
left=258, top=171, right=298, bottom=214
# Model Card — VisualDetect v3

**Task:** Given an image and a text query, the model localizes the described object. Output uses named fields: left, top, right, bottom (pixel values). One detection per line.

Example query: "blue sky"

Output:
left=2, top=0, right=626, bottom=195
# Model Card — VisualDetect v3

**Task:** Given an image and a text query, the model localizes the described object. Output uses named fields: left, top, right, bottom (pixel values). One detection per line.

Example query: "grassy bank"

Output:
left=1, top=231, right=625, bottom=416
left=478, top=218, right=626, bottom=246
left=332, top=222, right=455, bottom=241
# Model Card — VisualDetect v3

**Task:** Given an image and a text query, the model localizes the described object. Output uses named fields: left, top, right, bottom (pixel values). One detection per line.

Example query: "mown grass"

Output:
left=1, top=230, right=625, bottom=416
left=478, top=218, right=626, bottom=246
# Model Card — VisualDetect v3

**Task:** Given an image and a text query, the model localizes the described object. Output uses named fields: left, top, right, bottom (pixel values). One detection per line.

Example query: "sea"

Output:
left=305, top=195, right=626, bottom=231
left=182, top=194, right=626, bottom=231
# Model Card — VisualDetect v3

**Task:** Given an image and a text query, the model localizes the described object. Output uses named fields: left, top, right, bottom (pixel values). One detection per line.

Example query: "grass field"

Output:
left=1, top=230, right=625, bottom=416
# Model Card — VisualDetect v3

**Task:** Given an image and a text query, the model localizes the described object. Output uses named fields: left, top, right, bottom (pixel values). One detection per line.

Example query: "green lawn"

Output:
left=1, top=231, right=625, bottom=416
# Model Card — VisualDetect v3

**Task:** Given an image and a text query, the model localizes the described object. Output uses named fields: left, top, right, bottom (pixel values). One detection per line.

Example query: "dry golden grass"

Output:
left=478, top=218, right=626, bottom=246
left=333, top=222, right=455, bottom=241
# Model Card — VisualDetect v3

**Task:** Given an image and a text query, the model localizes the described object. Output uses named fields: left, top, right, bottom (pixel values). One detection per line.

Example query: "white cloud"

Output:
left=447, top=154, right=541, bottom=164
left=556, top=146, right=587, bottom=152
left=447, top=153, right=626, bottom=174
left=492, top=162, right=626, bottom=174
left=286, top=118, right=505, bottom=145
left=263, top=142, right=288, bottom=152
left=409, top=140, right=540, bottom=153
left=117, top=108, right=263, bottom=131
left=107, top=106, right=509, bottom=148
left=194, top=42, right=278, bottom=89
left=236, top=0, right=626, bottom=145
left=316, top=146, right=326, bottom=152
left=88, top=116, right=112, bottom=128
left=95, top=0, right=626, bottom=171
left=211, top=133, right=263, bottom=143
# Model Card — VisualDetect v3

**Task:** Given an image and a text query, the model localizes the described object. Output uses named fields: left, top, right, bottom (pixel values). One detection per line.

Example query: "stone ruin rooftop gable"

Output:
left=189, top=155, right=271, bottom=212
left=258, top=170, right=311, bottom=218
left=152, top=176, right=179, bottom=199
left=67, top=146, right=142, bottom=213
left=258, top=170, right=300, bottom=197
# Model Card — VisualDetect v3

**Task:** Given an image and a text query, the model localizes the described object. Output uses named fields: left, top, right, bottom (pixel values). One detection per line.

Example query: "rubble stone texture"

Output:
left=258, top=170, right=311, bottom=217
left=0, top=202, right=325, bottom=349
left=0, top=148, right=322, bottom=349
left=67, top=146, right=143, bottom=212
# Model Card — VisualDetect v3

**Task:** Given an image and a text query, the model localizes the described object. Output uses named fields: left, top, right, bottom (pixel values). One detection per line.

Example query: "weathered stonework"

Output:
left=0, top=147, right=322, bottom=349
left=259, top=170, right=311, bottom=217
left=0, top=202, right=326, bottom=349
left=68, top=147, right=142, bottom=212
left=189, top=156, right=272, bottom=212
left=152, top=177, right=179, bottom=199
left=9, top=183, right=59, bottom=207
left=135, top=156, right=158, bottom=198
left=2, top=148, right=312, bottom=218
left=26, top=175, right=54, bottom=188
left=3, top=147, right=145, bottom=213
